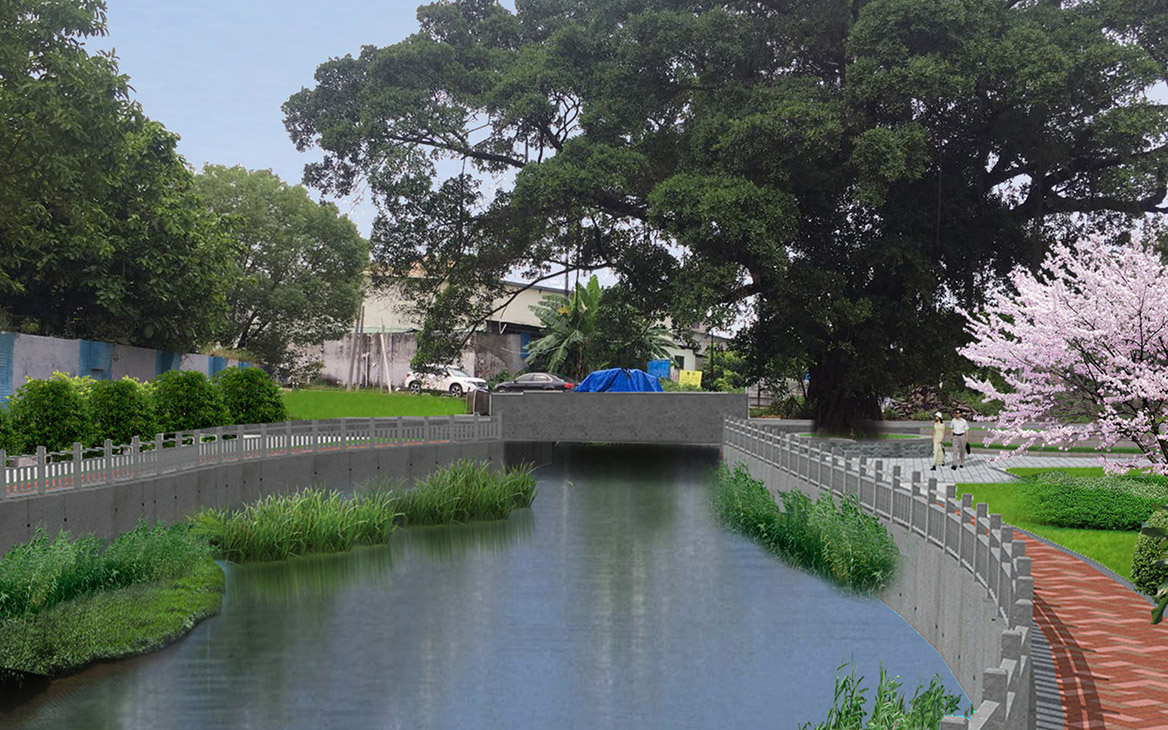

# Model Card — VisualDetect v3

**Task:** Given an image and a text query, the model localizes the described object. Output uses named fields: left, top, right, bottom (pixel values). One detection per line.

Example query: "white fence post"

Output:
left=35, top=446, right=46, bottom=494
left=72, top=442, right=83, bottom=487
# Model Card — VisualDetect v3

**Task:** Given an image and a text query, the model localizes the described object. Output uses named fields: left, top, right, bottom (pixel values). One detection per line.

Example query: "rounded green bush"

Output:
left=215, top=366, right=286, bottom=425
left=1131, top=507, right=1168, bottom=596
left=152, top=370, right=230, bottom=433
left=90, top=378, right=159, bottom=446
left=8, top=374, right=93, bottom=453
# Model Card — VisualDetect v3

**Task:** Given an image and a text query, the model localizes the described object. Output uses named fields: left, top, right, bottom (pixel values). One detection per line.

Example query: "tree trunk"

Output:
left=807, top=349, right=881, bottom=437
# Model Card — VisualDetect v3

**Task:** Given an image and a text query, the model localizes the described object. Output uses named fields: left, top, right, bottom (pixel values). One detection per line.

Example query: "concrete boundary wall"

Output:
left=723, top=418, right=1034, bottom=730
left=0, top=416, right=503, bottom=555
left=494, top=391, right=748, bottom=445
left=0, top=331, right=247, bottom=398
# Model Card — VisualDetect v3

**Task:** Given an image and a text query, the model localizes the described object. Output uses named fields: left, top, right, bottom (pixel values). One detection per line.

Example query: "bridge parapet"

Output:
left=492, top=391, right=748, bottom=445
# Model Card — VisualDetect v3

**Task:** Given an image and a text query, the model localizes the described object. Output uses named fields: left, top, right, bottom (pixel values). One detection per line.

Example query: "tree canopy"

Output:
left=284, top=0, right=1168, bottom=432
left=193, top=165, right=369, bottom=373
left=0, top=0, right=233, bottom=351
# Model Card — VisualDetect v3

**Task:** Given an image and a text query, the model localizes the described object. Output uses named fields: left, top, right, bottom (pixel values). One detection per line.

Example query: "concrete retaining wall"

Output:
left=0, top=440, right=503, bottom=555
left=723, top=420, right=1034, bottom=730
left=0, top=331, right=246, bottom=399
left=493, top=391, right=748, bottom=445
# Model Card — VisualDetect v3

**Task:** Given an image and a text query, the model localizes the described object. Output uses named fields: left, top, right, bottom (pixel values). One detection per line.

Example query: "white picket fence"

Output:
left=724, top=418, right=1033, bottom=730
left=1, top=416, right=501, bottom=498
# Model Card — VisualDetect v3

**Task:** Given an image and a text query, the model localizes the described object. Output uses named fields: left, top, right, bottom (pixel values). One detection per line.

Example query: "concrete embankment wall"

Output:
left=723, top=420, right=1033, bottom=730
left=493, top=392, right=748, bottom=445
left=1, top=420, right=504, bottom=554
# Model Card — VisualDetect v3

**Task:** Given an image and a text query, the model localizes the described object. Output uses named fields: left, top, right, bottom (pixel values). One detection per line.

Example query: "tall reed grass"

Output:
left=0, top=523, right=211, bottom=621
left=193, top=460, right=538, bottom=562
left=711, top=462, right=899, bottom=593
left=370, top=460, right=537, bottom=527
left=800, top=662, right=966, bottom=729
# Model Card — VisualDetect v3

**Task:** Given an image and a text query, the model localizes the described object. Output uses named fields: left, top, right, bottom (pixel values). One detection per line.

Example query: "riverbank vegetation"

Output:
left=711, top=462, right=899, bottom=593
left=0, top=525, right=222, bottom=677
left=192, top=461, right=536, bottom=562
left=801, top=663, right=966, bottom=729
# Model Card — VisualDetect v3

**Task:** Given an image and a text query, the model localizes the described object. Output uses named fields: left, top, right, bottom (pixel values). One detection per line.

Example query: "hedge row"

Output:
left=1019, top=471, right=1168, bottom=532
left=0, top=367, right=286, bottom=455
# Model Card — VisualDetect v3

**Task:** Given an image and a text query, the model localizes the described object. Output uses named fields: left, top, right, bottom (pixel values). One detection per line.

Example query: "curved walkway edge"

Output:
left=1021, top=535, right=1168, bottom=729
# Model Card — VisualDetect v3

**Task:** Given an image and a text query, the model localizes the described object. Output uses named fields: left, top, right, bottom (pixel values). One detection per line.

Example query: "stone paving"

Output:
left=874, top=449, right=1168, bottom=729
left=867, top=451, right=1102, bottom=485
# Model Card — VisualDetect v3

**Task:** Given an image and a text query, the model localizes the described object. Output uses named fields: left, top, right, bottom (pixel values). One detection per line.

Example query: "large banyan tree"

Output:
left=284, top=0, right=1167, bottom=433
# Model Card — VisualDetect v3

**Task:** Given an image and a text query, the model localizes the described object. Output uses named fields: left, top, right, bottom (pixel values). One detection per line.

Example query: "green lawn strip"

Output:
left=944, top=442, right=1143, bottom=454
left=955, top=480, right=1139, bottom=578
left=0, top=559, right=224, bottom=677
left=282, top=389, right=467, bottom=420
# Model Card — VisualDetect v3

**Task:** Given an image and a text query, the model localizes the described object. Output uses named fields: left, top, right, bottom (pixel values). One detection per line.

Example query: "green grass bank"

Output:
left=282, top=388, right=467, bottom=420
left=956, top=467, right=1167, bottom=580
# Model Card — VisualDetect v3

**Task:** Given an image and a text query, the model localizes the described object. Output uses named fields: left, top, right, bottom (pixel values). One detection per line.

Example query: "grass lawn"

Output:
left=955, top=477, right=1141, bottom=579
left=283, top=388, right=468, bottom=420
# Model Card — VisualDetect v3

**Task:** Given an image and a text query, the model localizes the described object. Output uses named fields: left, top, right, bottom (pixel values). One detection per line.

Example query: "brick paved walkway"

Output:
left=1022, top=536, right=1168, bottom=729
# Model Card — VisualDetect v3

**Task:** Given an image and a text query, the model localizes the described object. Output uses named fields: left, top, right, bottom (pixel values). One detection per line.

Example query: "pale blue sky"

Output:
left=98, top=1, right=433, bottom=231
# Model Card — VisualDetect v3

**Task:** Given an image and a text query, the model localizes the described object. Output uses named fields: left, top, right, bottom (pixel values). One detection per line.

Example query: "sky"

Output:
left=98, top=0, right=437, bottom=234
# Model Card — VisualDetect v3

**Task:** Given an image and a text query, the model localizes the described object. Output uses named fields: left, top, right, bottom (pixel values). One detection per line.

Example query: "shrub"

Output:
left=1132, top=507, right=1168, bottom=596
left=152, top=369, right=230, bottom=433
left=711, top=462, right=899, bottom=592
left=0, top=403, right=14, bottom=453
left=90, top=377, right=159, bottom=447
left=7, top=373, right=93, bottom=453
left=215, top=366, right=287, bottom=425
left=1019, top=471, right=1167, bottom=531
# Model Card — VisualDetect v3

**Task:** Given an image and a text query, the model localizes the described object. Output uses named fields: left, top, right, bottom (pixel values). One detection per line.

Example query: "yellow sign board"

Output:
left=678, top=370, right=703, bottom=388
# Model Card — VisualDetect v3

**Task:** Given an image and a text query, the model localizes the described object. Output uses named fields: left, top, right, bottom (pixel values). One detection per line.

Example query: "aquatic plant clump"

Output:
left=0, top=523, right=212, bottom=621
left=800, top=663, right=967, bottom=729
left=193, top=461, right=538, bottom=562
left=373, top=460, right=538, bottom=527
left=711, top=462, right=899, bottom=593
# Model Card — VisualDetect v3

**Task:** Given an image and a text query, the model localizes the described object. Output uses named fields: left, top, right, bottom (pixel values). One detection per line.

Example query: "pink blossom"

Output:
left=960, top=236, right=1168, bottom=475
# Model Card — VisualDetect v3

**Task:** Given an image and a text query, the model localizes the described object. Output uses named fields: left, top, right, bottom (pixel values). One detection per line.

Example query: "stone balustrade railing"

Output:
left=2, top=416, right=501, bottom=498
left=724, top=418, right=1033, bottom=730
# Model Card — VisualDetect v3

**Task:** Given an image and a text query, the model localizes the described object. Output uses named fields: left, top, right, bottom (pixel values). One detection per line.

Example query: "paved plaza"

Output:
left=875, top=451, right=1105, bottom=485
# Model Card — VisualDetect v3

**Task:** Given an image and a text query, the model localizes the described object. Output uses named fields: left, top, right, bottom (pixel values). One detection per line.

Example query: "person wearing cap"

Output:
left=931, top=412, right=946, bottom=470
left=950, top=409, right=969, bottom=469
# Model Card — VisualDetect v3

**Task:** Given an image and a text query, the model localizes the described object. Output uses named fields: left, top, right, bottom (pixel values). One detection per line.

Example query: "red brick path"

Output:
left=1021, top=536, right=1168, bottom=729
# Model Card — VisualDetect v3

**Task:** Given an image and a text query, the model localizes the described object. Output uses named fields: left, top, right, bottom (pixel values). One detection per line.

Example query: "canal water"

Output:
left=6, top=445, right=966, bottom=729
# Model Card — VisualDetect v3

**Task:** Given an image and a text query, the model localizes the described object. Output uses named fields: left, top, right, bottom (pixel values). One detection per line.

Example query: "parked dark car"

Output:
left=493, top=373, right=576, bottom=392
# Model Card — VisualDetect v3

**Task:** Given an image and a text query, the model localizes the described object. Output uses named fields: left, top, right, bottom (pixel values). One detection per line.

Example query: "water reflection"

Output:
left=4, top=444, right=966, bottom=730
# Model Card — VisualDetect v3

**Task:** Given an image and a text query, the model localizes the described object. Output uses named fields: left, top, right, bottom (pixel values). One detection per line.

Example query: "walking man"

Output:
left=950, top=409, right=969, bottom=470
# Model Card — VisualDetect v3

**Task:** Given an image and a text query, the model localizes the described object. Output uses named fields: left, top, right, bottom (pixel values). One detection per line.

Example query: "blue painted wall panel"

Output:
left=156, top=351, right=181, bottom=376
left=78, top=340, right=114, bottom=380
left=209, top=356, right=228, bottom=377
left=0, top=332, right=14, bottom=403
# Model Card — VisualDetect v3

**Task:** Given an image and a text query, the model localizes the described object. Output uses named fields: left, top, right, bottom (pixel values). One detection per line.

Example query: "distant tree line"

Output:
left=0, top=1, right=367, bottom=375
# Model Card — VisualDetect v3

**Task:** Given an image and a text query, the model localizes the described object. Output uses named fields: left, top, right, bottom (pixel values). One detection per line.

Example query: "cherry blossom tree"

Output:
left=960, top=236, right=1168, bottom=476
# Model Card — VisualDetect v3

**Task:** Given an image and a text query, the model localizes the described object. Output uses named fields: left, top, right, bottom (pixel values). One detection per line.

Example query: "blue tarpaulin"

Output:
left=574, top=368, right=663, bottom=393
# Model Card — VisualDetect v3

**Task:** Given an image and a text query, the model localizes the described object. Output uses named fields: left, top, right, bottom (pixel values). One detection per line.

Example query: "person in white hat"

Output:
left=931, top=412, right=946, bottom=471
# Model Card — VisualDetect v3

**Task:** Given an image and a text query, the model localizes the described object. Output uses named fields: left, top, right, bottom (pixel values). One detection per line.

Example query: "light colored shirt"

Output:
left=951, top=418, right=968, bottom=436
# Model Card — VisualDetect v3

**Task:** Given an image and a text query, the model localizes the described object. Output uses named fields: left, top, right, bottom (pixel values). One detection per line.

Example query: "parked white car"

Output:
left=404, top=366, right=487, bottom=397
